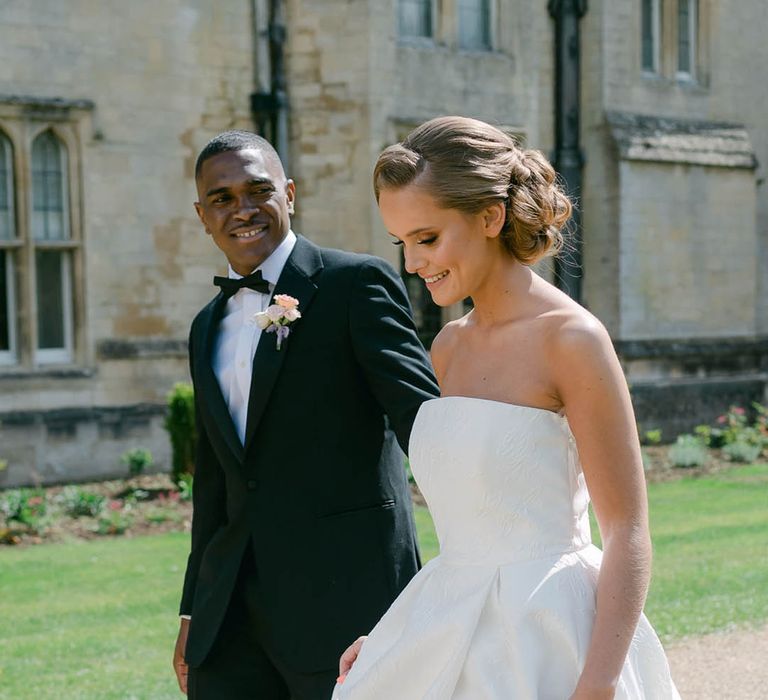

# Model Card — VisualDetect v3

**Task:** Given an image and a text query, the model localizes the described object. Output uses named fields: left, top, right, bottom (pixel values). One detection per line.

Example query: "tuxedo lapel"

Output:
left=196, top=293, right=245, bottom=463
left=243, top=236, right=323, bottom=451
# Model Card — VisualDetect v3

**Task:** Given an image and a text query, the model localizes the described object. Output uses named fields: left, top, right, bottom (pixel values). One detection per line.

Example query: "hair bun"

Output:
left=502, top=149, right=571, bottom=264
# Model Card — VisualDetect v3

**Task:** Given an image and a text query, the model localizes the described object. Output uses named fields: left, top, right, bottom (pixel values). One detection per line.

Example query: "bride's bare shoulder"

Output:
left=429, top=316, right=469, bottom=383
left=540, top=298, right=615, bottom=368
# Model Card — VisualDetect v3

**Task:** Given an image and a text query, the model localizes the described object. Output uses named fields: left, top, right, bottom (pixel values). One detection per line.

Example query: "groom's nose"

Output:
left=233, top=198, right=261, bottom=221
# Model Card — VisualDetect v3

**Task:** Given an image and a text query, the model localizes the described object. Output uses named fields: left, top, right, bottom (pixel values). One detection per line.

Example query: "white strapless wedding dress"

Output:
left=332, top=397, right=680, bottom=699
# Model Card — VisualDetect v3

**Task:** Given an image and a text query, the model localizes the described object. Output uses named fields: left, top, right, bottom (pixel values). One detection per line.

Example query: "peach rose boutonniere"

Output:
left=253, top=294, right=301, bottom=350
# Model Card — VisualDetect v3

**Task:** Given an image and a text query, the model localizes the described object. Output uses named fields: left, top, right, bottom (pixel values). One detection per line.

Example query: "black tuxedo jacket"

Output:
left=180, top=234, right=440, bottom=672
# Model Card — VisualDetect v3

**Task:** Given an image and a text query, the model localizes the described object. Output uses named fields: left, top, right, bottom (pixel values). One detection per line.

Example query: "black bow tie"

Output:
left=214, top=270, right=271, bottom=298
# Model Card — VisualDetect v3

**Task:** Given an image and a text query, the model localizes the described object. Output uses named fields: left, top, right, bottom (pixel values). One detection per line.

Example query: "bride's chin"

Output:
left=428, top=291, right=464, bottom=308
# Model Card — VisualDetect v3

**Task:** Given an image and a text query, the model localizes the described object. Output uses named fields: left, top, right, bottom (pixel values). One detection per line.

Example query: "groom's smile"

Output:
left=195, top=147, right=296, bottom=276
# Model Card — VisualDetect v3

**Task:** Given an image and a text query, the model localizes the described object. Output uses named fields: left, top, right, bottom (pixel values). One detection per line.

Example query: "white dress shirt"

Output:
left=212, top=230, right=297, bottom=444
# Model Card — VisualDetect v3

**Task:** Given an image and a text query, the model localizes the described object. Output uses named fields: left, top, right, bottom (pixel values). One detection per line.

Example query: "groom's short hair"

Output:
left=195, top=130, right=284, bottom=179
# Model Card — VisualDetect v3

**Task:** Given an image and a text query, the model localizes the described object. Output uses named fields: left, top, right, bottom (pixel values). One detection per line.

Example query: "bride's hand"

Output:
left=337, top=636, right=367, bottom=681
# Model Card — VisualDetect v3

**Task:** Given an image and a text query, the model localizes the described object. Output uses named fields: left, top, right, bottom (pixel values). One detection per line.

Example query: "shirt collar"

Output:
left=227, top=230, right=297, bottom=287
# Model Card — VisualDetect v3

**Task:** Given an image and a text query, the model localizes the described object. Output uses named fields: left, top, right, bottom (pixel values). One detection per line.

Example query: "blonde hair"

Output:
left=373, top=116, right=572, bottom=264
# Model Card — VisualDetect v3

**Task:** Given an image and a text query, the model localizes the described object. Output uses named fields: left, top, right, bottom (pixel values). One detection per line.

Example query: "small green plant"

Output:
left=59, top=486, right=105, bottom=518
left=693, top=424, right=723, bottom=448
left=0, top=489, right=47, bottom=527
left=165, top=383, right=196, bottom=483
left=723, top=440, right=762, bottom=464
left=715, top=406, right=755, bottom=445
left=95, top=501, right=133, bottom=535
left=176, top=472, right=193, bottom=501
left=144, top=506, right=182, bottom=525
left=643, top=429, right=662, bottom=445
left=0, top=458, right=8, bottom=472
left=125, top=488, right=150, bottom=504
left=668, top=434, right=708, bottom=468
left=121, top=448, right=153, bottom=477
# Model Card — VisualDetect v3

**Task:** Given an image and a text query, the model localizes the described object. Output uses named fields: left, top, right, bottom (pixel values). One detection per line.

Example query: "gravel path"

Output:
left=666, top=624, right=767, bottom=698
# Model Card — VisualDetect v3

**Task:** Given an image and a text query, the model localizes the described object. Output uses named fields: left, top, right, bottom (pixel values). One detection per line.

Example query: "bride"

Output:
left=332, top=117, right=679, bottom=699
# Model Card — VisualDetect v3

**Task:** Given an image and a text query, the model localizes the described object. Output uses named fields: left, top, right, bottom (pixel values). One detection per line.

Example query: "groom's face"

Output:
left=195, top=148, right=295, bottom=276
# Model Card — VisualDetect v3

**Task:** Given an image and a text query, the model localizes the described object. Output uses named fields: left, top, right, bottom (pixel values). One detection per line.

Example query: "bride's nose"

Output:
left=403, top=246, right=427, bottom=275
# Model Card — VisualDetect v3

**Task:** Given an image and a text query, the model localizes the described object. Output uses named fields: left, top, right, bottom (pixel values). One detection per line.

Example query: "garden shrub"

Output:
left=723, top=440, right=762, bottom=464
left=96, top=501, right=133, bottom=535
left=59, top=486, right=105, bottom=518
left=0, top=489, right=48, bottom=532
left=121, top=448, right=154, bottom=477
left=668, top=434, right=708, bottom=468
left=176, top=472, right=193, bottom=501
left=165, top=382, right=196, bottom=482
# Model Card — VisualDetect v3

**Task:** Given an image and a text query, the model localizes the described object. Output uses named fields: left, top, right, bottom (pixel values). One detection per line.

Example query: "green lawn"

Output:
left=643, top=464, right=768, bottom=638
left=1, top=464, right=766, bottom=699
left=0, top=534, right=187, bottom=700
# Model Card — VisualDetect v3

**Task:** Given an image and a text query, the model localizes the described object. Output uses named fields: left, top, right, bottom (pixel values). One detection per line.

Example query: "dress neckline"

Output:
left=423, top=395, right=567, bottom=421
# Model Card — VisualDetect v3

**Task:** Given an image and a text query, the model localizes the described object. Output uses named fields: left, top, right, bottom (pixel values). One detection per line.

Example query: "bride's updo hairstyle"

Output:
left=373, top=116, right=572, bottom=264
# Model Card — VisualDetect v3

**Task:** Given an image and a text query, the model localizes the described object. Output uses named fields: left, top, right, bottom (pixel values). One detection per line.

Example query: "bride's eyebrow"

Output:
left=405, top=227, right=434, bottom=237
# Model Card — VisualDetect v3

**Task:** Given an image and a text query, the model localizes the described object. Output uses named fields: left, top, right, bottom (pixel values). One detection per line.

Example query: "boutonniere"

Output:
left=253, top=294, right=301, bottom=350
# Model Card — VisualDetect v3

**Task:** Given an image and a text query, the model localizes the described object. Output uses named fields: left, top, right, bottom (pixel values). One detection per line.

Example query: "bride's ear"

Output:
left=481, top=201, right=506, bottom=239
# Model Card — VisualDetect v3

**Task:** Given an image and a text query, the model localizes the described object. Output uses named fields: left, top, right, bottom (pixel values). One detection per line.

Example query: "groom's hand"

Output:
left=173, top=618, right=191, bottom=694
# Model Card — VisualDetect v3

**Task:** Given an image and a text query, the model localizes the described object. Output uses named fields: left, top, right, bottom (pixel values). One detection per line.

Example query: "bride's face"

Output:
left=378, top=184, right=503, bottom=307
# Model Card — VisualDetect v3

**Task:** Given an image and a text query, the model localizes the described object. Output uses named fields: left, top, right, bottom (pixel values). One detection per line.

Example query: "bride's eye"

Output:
left=390, top=239, right=404, bottom=247
left=417, top=236, right=437, bottom=245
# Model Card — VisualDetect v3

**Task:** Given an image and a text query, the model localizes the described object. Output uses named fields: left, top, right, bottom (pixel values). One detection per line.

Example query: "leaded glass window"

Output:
left=0, top=132, right=13, bottom=241
left=641, top=0, right=661, bottom=73
left=32, top=130, right=69, bottom=241
left=677, top=0, right=697, bottom=77
left=0, top=133, right=16, bottom=363
left=30, top=130, right=74, bottom=363
left=458, top=0, right=492, bottom=51
left=399, top=0, right=433, bottom=40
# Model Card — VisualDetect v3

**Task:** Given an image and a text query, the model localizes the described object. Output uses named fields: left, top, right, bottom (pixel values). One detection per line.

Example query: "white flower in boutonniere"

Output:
left=253, top=294, right=301, bottom=350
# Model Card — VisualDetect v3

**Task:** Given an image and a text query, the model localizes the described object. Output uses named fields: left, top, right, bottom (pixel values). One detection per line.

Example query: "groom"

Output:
left=172, top=130, right=440, bottom=699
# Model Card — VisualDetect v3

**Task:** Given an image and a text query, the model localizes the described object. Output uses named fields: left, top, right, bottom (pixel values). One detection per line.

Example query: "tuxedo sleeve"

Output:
left=179, top=326, right=228, bottom=616
left=349, top=257, right=440, bottom=453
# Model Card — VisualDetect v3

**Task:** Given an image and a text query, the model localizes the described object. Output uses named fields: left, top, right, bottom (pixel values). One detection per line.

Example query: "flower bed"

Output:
left=0, top=473, right=191, bottom=546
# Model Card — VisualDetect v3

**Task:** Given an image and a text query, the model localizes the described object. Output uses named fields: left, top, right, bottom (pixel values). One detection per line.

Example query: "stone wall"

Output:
left=0, top=0, right=255, bottom=483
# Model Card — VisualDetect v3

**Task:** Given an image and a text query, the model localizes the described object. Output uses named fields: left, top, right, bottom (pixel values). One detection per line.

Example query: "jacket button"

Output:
left=246, top=479, right=258, bottom=491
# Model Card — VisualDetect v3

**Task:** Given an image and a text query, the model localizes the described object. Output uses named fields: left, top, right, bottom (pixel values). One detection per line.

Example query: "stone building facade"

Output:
left=0, top=0, right=765, bottom=486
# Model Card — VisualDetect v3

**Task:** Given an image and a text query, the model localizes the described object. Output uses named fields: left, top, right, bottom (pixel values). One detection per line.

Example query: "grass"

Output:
left=0, top=533, right=188, bottom=700
left=1, top=464, right=766, bottom=697
left=642, top=463, right=768, bottom=639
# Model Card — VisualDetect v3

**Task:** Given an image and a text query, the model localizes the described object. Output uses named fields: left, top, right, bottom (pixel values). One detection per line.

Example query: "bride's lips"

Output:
left=422, top=271, right=449, bottom=287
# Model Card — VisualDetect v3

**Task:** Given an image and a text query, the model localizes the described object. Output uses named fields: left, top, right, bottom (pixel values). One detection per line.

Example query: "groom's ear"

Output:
left=285, top=179, right=296, bottom=215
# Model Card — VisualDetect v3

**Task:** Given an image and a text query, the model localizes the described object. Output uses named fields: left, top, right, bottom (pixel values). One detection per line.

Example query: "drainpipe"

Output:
left=548, top=0, right=587, bottom=302
left=250, top=0, right=289, bottom=164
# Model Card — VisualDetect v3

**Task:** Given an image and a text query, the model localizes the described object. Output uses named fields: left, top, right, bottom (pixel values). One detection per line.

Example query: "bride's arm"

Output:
left=551, top=316, right=652, bottom=699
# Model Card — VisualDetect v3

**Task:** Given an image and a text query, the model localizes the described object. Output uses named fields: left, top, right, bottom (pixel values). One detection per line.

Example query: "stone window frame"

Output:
left=0, top=97, right=92, bottom=373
